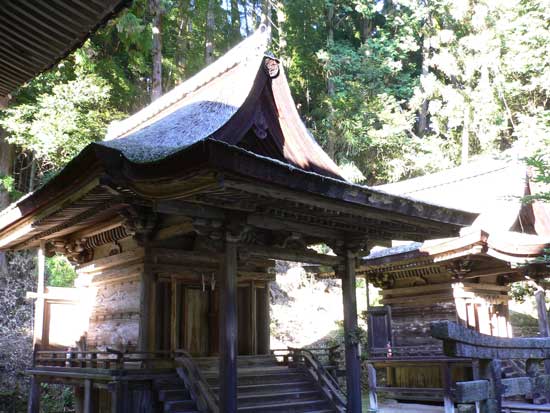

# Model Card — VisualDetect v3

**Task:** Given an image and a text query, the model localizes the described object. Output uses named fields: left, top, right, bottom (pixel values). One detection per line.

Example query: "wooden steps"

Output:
left=196, top=355, right=337, bottom=412
left=154, top=376, right=199, bottom=413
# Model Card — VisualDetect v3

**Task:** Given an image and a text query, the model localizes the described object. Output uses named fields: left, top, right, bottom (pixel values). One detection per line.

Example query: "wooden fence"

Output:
left=431, top=321, right=550, bottom=413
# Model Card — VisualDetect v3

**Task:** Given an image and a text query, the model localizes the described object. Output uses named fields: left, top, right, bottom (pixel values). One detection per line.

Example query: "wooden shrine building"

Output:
left=361, top=157, right=550, bottom=411
left=0, top=28, right=477, bottom=413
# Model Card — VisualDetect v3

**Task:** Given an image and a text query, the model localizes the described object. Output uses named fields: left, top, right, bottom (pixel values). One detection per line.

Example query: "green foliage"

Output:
left=1, top=73, right=123, bottom=173
left=2, top=0, right=550, bottom=191
left=40, top=384, right=74, bottom=413
left=46, top=255, right=77, bottom=288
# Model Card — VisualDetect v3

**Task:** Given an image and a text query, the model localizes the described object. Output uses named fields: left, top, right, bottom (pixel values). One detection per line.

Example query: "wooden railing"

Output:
left=368, top=344, right=445, bottom=360
left=33, top=349, right=174, bottom=370
left=174, top=350, right=218, bottom=413
left=273, top=347, right=347, bottom=412
left=431, top=321, right=550, bottom=413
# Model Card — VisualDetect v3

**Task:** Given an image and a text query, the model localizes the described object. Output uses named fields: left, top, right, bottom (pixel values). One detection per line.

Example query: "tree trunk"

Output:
left=173, top=0, right=191, bottom=75
left=205, top=0, right=216, bottom=65
left=416, top=34, right=430, bottom=137
left=325, top=3, right=336, bottom=159
left=0, top=130, right=13, bottom=278
left=230, top=0, right=241, bottom=42
left=150, top=0, right=163, bottom=101
left=261, top=0, right=271, bottom=24
left=461, top=105, right=470, bottom=165
left=241, top=0, right=250, bottom=35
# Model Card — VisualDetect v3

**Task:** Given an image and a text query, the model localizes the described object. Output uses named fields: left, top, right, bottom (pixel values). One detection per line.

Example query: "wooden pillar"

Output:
left=27, top=376, right=40, bottom=413
left=84, top=379, right=93, bottom=413
left=74, top=385, right=84, bottom=413
left=442, top=362, right=455, bottom=413
left=109, top=381, right=128, bottom=413
left=33, top=241, right=46, bottom=347
left=535, top=289, right=550, bottom=376
left=139, top=247, right=153, bottom=351
left=219, top=235, right=238, bottom=413
left=260, top=283, right=271, bottom=355
left=170, top=277, right=177, bottom=351
left=339, top=249, right=362, bottom=412
left=250, top=281, right=257, bottom=355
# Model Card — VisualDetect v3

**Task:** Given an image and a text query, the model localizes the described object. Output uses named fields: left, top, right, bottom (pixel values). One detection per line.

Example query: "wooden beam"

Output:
left=223, top=179, right=461, bottom=233
left=340, top=249, right=362, bottom=411
left=154, top=200, right=225, bottom=220
left=247, top=213, right=344, bottom=239
left=244, top=244, right=342, bottom=266
left=219, top=235, right=238, bottom=413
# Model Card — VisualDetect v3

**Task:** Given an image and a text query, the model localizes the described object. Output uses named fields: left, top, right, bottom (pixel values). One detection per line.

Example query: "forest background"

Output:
left=0, top=0, right=549, bottom=410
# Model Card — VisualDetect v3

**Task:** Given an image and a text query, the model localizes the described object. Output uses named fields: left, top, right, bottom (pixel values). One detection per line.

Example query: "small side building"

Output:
left=361, top=157, right=550, bottom=408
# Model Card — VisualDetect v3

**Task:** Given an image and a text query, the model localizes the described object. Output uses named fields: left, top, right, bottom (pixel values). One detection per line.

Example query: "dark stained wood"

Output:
left=28, top=376, right=40, bottom=413
left=249, top=282, right=257, bottom=355
left=83, top=379, right=93, bottom=413
left=535, top=290, right=550, bottom=374
left=219, top=236, right=238, bottom=413
left=245, top=244, right=342, bottom=266
left=257, top=284, right=270, bottom=355
left=340, top=249, right=362, bottom=411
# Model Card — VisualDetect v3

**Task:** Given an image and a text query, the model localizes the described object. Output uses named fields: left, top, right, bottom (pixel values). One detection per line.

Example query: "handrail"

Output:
left=289, top=347, right=347, bottom=412
left=33, top=349, right=174, bottom=369
left=174, top=350, right=218, bottom=413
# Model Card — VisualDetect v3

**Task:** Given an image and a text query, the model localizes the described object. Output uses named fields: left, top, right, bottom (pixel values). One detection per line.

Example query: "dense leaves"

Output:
left=1, top=0, right=550, bottom=191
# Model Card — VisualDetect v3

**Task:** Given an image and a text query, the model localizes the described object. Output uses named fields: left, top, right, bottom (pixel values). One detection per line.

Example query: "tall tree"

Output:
left=230, top=0, right=241, bottom=42
left=150, top=0, right=163, bottom=101
left=205, top=0, right=216, bottom=64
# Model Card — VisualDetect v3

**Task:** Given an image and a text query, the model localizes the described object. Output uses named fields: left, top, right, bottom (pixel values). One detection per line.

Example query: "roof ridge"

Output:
left=105, top=26, right=269, bottom=141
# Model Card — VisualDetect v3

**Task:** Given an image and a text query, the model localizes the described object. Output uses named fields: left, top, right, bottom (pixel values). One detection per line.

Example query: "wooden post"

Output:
left=110, top=381, right=128, bottom=413
left=535, top=290, right=550, bottom=374
left=442, top=362, right=455, bottom=413
left=340, top=249, right=362, bottom=412
left=479, top=359, right=501, bottom=413
left=27, top=376, right=40, bottom=413
left=84, top=379, right=93, bottom=413
left=139, top=247, right=153, bottom=351
left=33, top=241, right=46, bottom=347
left=74, top=385, right=84, bottom=413
left=171, top=277, right=177, bottom=351
left=261, top=283, right=270, bottom=355
left=250, top=281, right=257, bottom=355
left=367, top=363, right=378, bottom=410
left=365, top=274, right=370, bottom=311
left=219, top=235, right=238, bottom=413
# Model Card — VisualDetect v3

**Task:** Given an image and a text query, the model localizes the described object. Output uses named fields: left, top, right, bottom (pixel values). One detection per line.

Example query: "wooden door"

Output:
left=367, top=306, right=392, bottom=349
left=183, top=288, right=210, bottom=356
left=155, top=282, right=210, bottom=355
